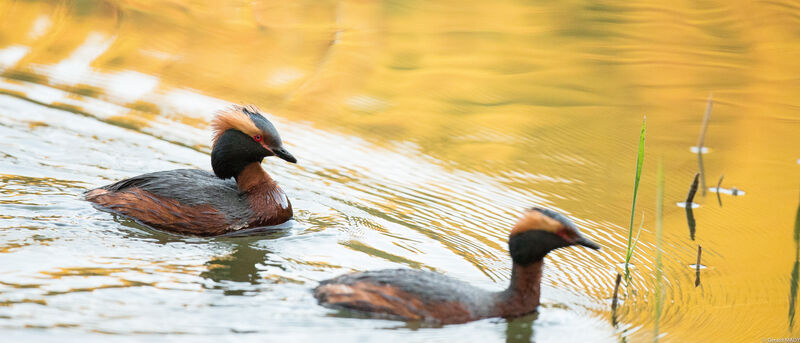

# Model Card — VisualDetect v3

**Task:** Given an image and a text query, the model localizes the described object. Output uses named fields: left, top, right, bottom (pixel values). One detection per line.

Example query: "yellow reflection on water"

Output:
left=1, top=0, right=799, bottom=341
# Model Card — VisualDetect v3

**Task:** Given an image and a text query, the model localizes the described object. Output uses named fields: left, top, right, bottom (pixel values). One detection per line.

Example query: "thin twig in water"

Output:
left=696, top=94, right=713, bottom=150
left=789, top=188, right=800, bottom=329
left=695, top=245, right=702, bottom=287
left=716, top=174, right=724, bottom=207
left=612, top=273, right=622, bottom=311
left=697, top=152, right=706, bottom=198
left=687, top=204, right=696, bottom=241
left=686, top=173, right=699, bottom=240
left=686, top=173, right=700, bottom=204
left=696, top=94, right=713, bottom=196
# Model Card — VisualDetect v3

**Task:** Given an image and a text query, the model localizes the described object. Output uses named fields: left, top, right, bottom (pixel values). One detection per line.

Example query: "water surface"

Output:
left=1, top=1, right=799, bottom=342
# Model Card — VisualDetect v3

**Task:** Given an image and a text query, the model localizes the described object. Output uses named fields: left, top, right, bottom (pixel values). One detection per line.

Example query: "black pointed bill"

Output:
left=273, top=147, right=297, bottom=164
left=574, top=236, right=601, bottom=250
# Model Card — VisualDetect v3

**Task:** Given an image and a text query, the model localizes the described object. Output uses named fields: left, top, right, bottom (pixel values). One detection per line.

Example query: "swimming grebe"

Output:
left=86, top=105, right=297, bottom=236
left=313, top=208, right=600, bottom=324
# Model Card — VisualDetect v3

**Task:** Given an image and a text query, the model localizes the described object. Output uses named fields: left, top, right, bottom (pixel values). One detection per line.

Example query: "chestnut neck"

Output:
left=495, top=260, right=543, bottom=317
left=235, top=162, right=274, bottom=192
left=233, top=162, right=292, bottom=225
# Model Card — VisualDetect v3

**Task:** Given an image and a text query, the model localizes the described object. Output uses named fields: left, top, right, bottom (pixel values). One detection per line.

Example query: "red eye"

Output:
left=253, top=135, right=263, bottom=142
left=556, top=229, right=572, bottom=241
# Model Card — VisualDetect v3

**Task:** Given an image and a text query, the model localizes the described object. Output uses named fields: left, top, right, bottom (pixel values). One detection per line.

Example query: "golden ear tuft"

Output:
left=510, top=209, right=564, bottom=237
left=211, top=105, right=261, bottom=145
left=241, top=104, right=264, bottom=118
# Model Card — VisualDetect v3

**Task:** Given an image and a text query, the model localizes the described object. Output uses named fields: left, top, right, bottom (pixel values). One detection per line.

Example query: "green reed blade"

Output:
left=654, top=159, right=664, bottom=342
left=624, top=116, right=646, bottom=286
left=625, top=213, right=644, bottom=264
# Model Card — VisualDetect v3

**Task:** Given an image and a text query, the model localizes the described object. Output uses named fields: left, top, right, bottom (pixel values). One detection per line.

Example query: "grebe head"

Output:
left=508, top=208, right=600, bottom=265
left=211, top=105, right=296, bottom=179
